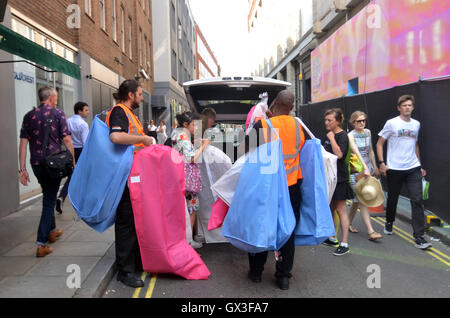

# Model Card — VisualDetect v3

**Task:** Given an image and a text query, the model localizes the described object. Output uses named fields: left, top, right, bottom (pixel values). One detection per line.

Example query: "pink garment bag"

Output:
left=208, top=198, right=230, bottom=231
left=129, top=145, right=210, bottom=280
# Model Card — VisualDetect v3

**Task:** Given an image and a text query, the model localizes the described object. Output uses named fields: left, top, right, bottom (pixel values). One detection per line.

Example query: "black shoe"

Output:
left=117, top=272, right=145, bottom=288
left=384, top=222, right=393, bottom=235
left=248, top=271, right=262, bottom=283
left=275, top=276, right=289, bottom=290
left=56, top=198, right=63, bottom=214
left=414, top=237, right=432, bottom=250
left=322, top=238, right=339, bottom=247
left=333, top=245, right=350, bottom=256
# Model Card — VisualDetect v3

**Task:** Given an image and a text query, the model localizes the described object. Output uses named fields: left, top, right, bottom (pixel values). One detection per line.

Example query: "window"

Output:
left=85, top=0, right=92, bottom=16
left=100, top=0, right=106, bottom=31
left=120, top=7, right=125, bottom=52
left=171, top=50, right=177, bottom=80
left=144, top=35, right=147, bottom=70
left=128, top=17, right=133, bottom=59
left=112, top=0, right=117, bottom=41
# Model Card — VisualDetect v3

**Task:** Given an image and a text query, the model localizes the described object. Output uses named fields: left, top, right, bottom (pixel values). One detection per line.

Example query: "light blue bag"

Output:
left=222, top=119, right=296, bottom=253
left=68, top=115, right=134, bottom=233
left=294, top=126, right=336, bottom=246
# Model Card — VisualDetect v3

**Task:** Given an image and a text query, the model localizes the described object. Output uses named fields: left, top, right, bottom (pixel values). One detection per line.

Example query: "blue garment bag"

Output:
left=222, top=119, right=296, bottom=253
left=295, top=137, right=336, bottom=245
left=68, top=115, right=133, bottom=233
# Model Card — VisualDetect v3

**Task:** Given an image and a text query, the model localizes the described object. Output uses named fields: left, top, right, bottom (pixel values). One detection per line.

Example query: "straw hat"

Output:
left=355, top=177, right=385, bottom=207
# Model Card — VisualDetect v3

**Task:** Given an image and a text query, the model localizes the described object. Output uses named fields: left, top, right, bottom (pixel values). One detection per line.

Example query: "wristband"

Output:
left=379, top=161, right=385, bottom=165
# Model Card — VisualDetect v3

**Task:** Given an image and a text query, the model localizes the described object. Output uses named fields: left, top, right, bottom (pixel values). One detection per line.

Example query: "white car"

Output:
left=183, top=77, right=291, bottom=162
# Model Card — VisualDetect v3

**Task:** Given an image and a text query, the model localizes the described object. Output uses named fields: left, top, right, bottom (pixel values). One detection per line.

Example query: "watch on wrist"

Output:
left=379, top=161, right=385, bottom=165
left=19, top=168, right=27, bottom=173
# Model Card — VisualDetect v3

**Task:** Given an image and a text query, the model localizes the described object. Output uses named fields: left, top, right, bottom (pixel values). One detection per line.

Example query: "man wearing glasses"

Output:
left=376, top=95, right=431, bottom=250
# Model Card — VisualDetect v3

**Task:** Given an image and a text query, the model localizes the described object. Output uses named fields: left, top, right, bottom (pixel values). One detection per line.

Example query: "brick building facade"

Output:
left=0, top=0, right=154, bottom=217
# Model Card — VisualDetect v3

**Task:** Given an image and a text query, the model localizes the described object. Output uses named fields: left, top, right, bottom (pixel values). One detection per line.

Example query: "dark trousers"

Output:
left=115, top=184, right=142, bottom=274
left=386, top=167, right=425, bottom=239
left=58, top=148, right=83, bottom=200
left=248, top=181, right=302, bottom=278
left=32, top=165, right=62, bottom=245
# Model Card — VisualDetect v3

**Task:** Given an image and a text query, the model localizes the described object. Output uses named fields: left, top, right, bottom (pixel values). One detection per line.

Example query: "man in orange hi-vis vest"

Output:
left=244, top=90, right=305, bottom=291
left=106, top=79, right=154, bottom=288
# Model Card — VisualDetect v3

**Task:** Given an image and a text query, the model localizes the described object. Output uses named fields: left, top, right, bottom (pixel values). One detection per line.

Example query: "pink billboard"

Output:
left=311, top=0, right=450, bottom=103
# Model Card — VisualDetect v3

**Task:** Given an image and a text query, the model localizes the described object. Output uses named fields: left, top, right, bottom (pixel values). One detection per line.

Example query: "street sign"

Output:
left=0, top=0, right=7, bottom=23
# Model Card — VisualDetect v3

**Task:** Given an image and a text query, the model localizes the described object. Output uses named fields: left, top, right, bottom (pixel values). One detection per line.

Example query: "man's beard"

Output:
left=131, top=99, right=140, bottom=110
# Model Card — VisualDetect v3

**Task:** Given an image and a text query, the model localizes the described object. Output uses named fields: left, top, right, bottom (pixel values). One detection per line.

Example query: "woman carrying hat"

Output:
left=348, top=111, right=383, bottom=241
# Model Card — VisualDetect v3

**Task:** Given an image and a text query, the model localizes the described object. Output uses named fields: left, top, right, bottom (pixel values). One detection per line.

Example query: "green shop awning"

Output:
left=0, top=24, right=80, bottom=80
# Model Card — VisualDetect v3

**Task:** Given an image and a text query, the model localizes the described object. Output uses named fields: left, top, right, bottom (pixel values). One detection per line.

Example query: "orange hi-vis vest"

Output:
left=261, top=116, right=305, bottom=186
left=105, top=104, right=146, bottom=150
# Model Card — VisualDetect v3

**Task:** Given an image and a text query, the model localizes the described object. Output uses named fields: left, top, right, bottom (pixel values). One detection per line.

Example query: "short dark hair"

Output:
left=397, top=95, right=415, bottom=106
left=74, top=102, right=88, bottom=115
left=176, top=112, right=201, bottom=128
left=113, top=79, right=141, bottom=102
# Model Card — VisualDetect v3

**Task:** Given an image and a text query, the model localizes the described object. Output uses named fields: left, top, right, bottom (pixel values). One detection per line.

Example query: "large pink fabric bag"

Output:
left=129, top=145, right=210, bottom=280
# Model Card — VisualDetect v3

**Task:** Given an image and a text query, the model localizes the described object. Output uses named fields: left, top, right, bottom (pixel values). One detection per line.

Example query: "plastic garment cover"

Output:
left=222, top=119, right=296, bottom=253
left=197, top=145, right=232, bottom=243
left=293, top=118, right=336, bottom=245
left=69, top=115, right=133, bottom=233
left=210, top=154, right=248, bottom=206
left=129, top=145, right=210, bottom=280
left=245, top=92, right=269, bottom=133
left=208, top=198, right=230, bottom=231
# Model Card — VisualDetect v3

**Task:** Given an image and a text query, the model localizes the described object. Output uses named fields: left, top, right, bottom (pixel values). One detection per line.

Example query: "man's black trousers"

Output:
left=248, top=181, right=302, bottom=279
left=115, top=184, right=142, bottom=274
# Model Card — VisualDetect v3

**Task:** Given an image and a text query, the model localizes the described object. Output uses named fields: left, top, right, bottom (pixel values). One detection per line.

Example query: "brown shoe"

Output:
left=48, top=229, right=63, bottom=243
left=36, top=245, right=53, bottom=257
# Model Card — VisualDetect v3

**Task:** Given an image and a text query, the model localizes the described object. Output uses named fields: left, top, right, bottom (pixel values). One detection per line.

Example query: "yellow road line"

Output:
left=371, top=217, right=450, bottom=267
left=373, top=217, right=450, bottom=261
left=145, top=274, right=157, bottom=298
left=132, top=272, right=148, bottom=298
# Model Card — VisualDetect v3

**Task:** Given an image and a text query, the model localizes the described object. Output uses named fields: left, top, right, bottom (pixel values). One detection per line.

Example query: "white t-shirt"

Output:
left=378, top=116, right=421, bottom=171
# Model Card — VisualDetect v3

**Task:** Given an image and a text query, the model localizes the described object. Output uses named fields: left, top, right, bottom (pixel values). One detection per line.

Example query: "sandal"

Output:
left=368, top=232, right=382, bottom=241
left=349, top=225, right=359, bottom=233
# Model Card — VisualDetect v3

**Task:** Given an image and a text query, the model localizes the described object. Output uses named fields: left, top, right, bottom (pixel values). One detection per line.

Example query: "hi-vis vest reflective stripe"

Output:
left=105, top=104, right=146, bottom=151
left=261, top=116, right=305, bottom=186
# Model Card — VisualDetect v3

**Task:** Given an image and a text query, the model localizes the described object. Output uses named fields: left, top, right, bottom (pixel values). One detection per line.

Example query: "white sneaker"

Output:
left=190, top=241, right=203, bottom=249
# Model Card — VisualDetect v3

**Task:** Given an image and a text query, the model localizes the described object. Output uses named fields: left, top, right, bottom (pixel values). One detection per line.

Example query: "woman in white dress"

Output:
left=157, top=120, right=168, bottom=145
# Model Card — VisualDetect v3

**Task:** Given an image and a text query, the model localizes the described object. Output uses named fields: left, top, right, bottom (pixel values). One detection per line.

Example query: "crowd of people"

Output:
left=18, top=79, right=432, bottom=290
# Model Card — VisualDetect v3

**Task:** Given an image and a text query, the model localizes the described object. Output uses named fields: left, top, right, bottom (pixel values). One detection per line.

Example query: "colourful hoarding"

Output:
left=311, top=0, right=450, bottom=103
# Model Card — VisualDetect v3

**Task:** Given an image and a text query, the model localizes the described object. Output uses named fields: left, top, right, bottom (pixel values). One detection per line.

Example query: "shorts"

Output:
left=332, top=181, right=355, bottom=201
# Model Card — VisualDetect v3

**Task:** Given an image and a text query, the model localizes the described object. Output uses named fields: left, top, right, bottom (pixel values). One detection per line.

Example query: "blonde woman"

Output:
left=348, top=111, right=382, bottom=241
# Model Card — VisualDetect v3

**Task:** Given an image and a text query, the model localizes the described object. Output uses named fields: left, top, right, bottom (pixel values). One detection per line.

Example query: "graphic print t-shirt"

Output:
left=378, top=116, right=421, bottom=171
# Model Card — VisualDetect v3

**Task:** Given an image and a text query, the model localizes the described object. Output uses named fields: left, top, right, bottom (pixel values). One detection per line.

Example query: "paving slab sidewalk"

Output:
left=0, top=198, right=116, bottom=298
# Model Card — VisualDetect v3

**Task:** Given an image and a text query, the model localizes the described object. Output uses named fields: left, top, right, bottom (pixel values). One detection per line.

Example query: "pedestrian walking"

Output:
left=157, top=120, right=168, bottom=145
left=173, top=112, right=210, bottom=249
left=376, top=95, right=431, bottom=250
left=106, top=79, right=154, bottom=288
left=147, top=119, right=158, bottom=141
left=322, top=108, right=354, bottom=256
left=56, top=102, right=90, bottom=214
left=18, top=86, right=75, bottom=258
left=244, top=90, right=305, bottom=290
left=347, top=111, right=382, bottom=241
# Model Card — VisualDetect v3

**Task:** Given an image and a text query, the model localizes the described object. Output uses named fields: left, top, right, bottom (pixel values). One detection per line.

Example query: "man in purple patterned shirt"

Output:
left=19, top=86, right=75, bottom=258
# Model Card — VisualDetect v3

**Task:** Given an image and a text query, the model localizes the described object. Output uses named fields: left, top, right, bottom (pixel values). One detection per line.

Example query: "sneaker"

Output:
left=414, top=237, right=432, bottom=250
left=333, top=245, right=350, bottom=256
left=384, top=222, right=393, bottom=235
left=190, top=240, right=203, bottom=249
left=322, top=238, right=339, bottom=247
left=56, top=198, right=63, bottom=214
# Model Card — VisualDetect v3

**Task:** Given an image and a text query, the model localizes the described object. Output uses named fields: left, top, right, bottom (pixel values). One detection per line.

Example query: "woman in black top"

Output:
left=323, top=108, right=354, bottom=256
